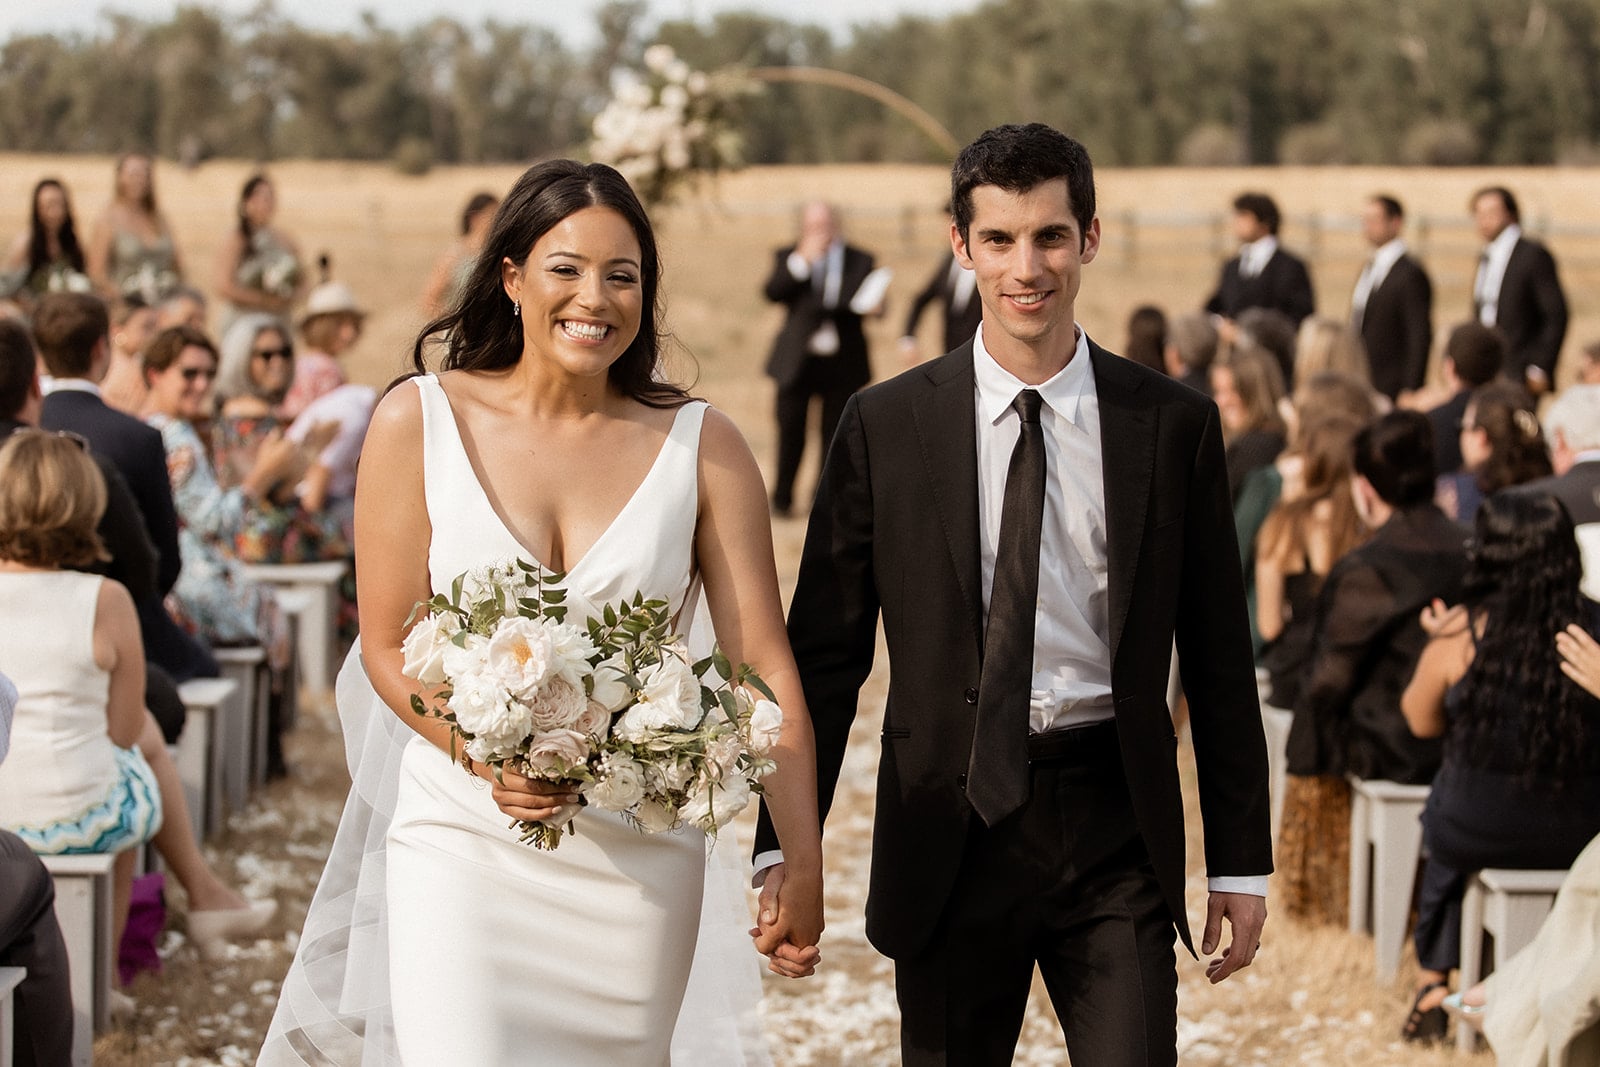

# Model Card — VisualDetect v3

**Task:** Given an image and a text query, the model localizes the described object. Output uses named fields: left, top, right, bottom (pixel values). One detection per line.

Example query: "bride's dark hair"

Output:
left=411, top=160, right=688, bottom=408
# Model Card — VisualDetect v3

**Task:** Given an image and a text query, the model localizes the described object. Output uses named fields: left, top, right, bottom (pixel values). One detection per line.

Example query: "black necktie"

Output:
left=968, top=389, right=1046, bottom=826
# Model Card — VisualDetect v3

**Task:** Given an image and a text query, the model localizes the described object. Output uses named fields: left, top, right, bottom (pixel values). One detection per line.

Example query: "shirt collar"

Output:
left=1488, top=223, right=1521, bottom=256
left=973, top=321, right=1094, bottom=430
left=1371, top=237, right=1407, bottom=272
left=1244, top=234, right=1278, bottom=265
left=42, top=378, right=101, bottom=398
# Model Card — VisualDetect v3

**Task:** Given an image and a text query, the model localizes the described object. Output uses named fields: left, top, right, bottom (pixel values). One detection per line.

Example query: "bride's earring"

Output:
left=513, top=299, right=521, bottom=317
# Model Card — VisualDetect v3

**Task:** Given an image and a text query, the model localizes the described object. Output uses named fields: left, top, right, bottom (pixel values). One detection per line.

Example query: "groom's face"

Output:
left=952, top=178, right=1099, bottom=360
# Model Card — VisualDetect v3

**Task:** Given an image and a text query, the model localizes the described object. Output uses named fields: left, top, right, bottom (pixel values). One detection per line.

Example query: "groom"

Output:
left=755, top=124, right=1272, bottom=1065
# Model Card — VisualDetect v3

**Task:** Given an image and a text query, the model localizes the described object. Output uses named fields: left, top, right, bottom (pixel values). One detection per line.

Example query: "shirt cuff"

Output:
left=786, top=253, right=812, bottom=281
left=752, top=849, right=784, bottom=888
left=1208, top=875, right=1269, bottom=897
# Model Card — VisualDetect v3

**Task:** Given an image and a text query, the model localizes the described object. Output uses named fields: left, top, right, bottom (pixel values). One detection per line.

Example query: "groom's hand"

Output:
left=749, top=862, right=823, bottom=978
left=1202, top=891, right=1266, bottom=984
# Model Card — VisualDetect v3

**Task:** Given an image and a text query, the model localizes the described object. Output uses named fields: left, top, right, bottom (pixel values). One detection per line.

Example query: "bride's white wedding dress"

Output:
left=260, top=376, right=767, bottom=1065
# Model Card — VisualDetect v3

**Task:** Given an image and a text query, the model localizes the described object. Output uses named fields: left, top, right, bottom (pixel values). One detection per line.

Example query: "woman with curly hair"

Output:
left=1397, top=491, right=1600, bottom=1042
left=1437, top=379, right=1552, bottom=523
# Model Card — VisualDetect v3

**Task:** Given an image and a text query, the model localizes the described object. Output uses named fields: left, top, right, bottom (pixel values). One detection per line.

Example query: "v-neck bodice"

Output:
left=414, top=374, right=705, bottom=623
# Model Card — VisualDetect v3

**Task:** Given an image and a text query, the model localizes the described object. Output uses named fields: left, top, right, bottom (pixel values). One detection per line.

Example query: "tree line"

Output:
left=4, top=0, right=1599, bottom=168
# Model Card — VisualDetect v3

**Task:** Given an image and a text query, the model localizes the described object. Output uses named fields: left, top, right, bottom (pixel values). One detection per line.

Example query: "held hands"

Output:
left=474, top=760, right=581, bottom=824
left=1202, top=891, right=1266, bottom=984
left=749, top=862, right=824, bottom=979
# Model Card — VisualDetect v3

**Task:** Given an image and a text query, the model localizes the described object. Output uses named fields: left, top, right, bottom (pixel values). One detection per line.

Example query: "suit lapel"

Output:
left=912, top=346, right=985, bottom=652
left=1092, top=344, right=1156, bottom=668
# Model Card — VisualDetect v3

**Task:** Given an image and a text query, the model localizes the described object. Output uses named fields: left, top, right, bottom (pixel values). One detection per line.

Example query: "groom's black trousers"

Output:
left=894, top=721, right=1178, bottom=1066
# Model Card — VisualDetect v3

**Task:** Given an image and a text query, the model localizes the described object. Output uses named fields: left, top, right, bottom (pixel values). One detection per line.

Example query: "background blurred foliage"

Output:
left=5, top=0, right=1600, bottom=166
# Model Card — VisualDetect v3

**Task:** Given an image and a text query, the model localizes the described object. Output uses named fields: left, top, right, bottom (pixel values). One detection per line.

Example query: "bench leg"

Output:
left=1372, top=802, right=1424, bottom=984
left=51, top=877, right=98, bottom=1066
left=1457, top=878, right=1487, bottom=1053
left=1348, top=790, right=1371, bottom=937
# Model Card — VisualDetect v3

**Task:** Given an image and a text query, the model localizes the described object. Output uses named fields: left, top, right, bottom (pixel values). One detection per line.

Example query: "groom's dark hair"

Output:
left=951, top=124, right=1096, bottom=248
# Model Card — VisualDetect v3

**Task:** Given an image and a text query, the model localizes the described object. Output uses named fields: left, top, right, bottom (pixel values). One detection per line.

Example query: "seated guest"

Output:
left=155, top=286, right=207, bottom=333
left=1399, top=491, right=1600, bottom=1042
left=0, top=669, right=74, bottom=1067
left=282, top=273, right=365, bottom=420
left=1523, top=378, right=1600, bottom=608
left=1235, top=306, right=1299, bottom=388
left=0, top=432, right=273, bottom=972
left=211, top=315, right=344, bottom=562
left=1415, top=322, right=1505, bottom=474
left=1162, top=310, right=1218, bottom=395
left=1438, top=380, right=1551, bottom=524
left=1293, top=316, right=1374, bottom=397
left=99, top=296, right=159, bottom=415
left=1122, top=304, right=1167, bottom=374
left=1256, top=413, right=1368, bottom=709
left=1211, top=343, right=1288, bottom=502
left=31, top=292, right=218, bottom=687
left=287, top=382, right=375, bottom=543
left=1279, top=411, right=1467, bottom=926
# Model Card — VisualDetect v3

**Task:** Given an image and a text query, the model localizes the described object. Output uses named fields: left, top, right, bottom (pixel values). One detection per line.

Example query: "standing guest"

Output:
left=1520, top=380, right=1600, bottom=609
left=1255, top=413, right=1368, bottom=709
left=763, top=123, right=1271, bottom=1065
left=0, top=178, right=91, bottom=311
left=898, top=204, right=981, bottom=364
left=1211, top=344, right=1288, bottom=503
left=762, top=201, right=881, bottom=518
left=1294, top=316, right=1373, bottom=396
left=421, top=191, right=499, bottom=317
left=210, top=315, right=344, bottom=563
left=1280, top=411, right=1466, bottom=926
left=99, top=297, right=159, bottom=415
left=0, top=670, right=74, bottom=1067
left=1351, top=195, right=1433, bottom=402
left=1205, top=192, right=1315, bottom=349
left=32, top=292, right=218, bottom=686
left=155, top=286, right=207, bottom=333
left=1419, top=322, right=1505, bottom=475
left=86, top=153, right=184, bottom=306
left=1124, top=304, right=1168, bottom=375
left=282, top=271, right=366, bottom=421
left=212, top=174, right=304, bottom=335
left=1399, top=491, right=1600, bottom=1042
left=1437, top=380, right=1550, bottom=525
left=1472, top=186, right=1568, bottom=394
left=0, top=432, right=275, bottom=968
left=1163, top=310, right=1218, bottom=395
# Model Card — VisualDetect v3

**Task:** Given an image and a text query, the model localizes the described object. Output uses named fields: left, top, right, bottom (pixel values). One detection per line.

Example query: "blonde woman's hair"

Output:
left=0, top=430, right=109, bottom=568
left=1294, top=316, right=1370, bottom=386
left=1216, top=343, right=1287, bottom=439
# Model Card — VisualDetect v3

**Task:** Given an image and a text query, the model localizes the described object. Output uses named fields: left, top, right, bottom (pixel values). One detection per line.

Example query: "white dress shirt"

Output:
left=786, top=241, right=845, bottom=355
left=41, top=378, right=101, bottom=398
left=1475, top=223, right=1521, bottom=327
left=1238, top=235, right=1279, bottom=278
left=1351, top=237, right=1407, bottom=326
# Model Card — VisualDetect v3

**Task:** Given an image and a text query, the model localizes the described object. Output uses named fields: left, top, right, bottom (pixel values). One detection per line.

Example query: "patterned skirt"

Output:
left=8, top=746, right=163, bottom=855
left=1276, top=773, right=1352, bottom=927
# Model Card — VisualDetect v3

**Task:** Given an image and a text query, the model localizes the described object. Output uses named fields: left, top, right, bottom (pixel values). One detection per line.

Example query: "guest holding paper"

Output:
left=762, top=201, right=885, bottom=517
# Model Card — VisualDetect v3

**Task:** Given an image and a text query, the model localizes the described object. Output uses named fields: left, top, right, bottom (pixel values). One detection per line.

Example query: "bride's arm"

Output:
left=695, top=407, right=825, bottom=972
left=353, top=383, right=576, bottom=821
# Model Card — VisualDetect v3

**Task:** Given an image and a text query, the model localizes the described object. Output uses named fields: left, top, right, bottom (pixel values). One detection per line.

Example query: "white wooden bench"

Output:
left=1455, top=866, right=1568, bottom=1051
left=176, top=678, right=237, bottom=838
left=212, top=646, right=268, bottom=809
left=40, top=852, right=115, bottom=1066
left=1347, top=777, right=1430, bottom=983
left=0, top=965, right=24, bottom=1067
left=240, top=561, right=346, bottom=702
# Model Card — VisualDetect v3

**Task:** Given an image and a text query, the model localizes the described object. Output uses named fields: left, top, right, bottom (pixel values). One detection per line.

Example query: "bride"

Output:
left=261, top=161, right=823, bottom=1064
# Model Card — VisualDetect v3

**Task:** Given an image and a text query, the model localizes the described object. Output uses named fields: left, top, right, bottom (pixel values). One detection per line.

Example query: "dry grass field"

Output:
left=5, top=155, right=1598, bottom=1064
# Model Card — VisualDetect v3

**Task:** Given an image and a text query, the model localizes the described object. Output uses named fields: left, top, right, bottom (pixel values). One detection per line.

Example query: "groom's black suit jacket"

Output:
left=758, top=339, right=1273, bottom=961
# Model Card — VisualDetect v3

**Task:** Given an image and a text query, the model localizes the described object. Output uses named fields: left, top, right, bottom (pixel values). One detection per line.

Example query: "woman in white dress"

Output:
left=262, top=161, right=823, bottom=1064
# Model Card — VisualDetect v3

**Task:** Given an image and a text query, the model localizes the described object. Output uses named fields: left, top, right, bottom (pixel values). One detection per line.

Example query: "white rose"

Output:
left=632, top=799, right=678, bottom=833
left=528, top=675, right=590, bottom=732
left=485, top=616, right=554, bottom=696
left=640, top=655, right=702, bottom=724
left=521, top=729, right=591, bottom=778
left=586, top=754, right=647, bottom=811
left=400, top=610, right=461, bottom=685
left=447, top=673, right=530, bottom=753
left=590, top=658, right=633, bottom=712
left=746, top=697, right=784, bottom=754
left=681, top=776, right=752, bottom=832
left=545, top=622, right=598, bottom=686
left=703, top=734, right=742, bottom=781
left=440, top=632, right=489, bottom=681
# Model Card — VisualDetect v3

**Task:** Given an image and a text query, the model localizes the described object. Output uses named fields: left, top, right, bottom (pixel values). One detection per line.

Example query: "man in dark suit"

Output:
left=32, top=292, right=217, bottom=688
left=1352, top=195, right=1433, bottom=401
left=1471, top=186, right=1568, bottom=393
left=762, top=202, right=878, bottom=516
left=898, top=207, right=983, bottom=363
left=1204, top=192, right=1315, bottom=344
left=1424, top=322, right=1504, bottom=475
left=756, top=124, right=1271, bottom=1065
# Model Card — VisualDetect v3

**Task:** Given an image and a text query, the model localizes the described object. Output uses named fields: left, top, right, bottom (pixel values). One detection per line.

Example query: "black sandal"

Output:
left=1401, top=980, right=1449, bottom=1043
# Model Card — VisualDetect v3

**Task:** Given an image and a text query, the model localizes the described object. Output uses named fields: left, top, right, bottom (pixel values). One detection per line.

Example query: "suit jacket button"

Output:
left=963, top=687, right=978, bottom=705
left=956, top=774, right=967, bottom=790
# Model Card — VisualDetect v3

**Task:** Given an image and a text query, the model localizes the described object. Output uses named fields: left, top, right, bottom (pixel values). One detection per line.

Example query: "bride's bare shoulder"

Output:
left=696, top=404, right=757, bottom=467
left=367, top=375, right=425, bottom=438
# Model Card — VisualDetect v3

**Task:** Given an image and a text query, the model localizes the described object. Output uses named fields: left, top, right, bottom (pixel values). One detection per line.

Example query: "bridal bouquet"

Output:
left=400, top=560, right=782, bottom=849
left=589, top=43, right=751, bottom=206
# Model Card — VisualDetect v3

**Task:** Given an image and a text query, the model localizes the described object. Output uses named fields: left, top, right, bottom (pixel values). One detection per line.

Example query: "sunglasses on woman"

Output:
left=252, top=346, right=293, bottom=362
left=180, top=366, right=217, bottom=383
